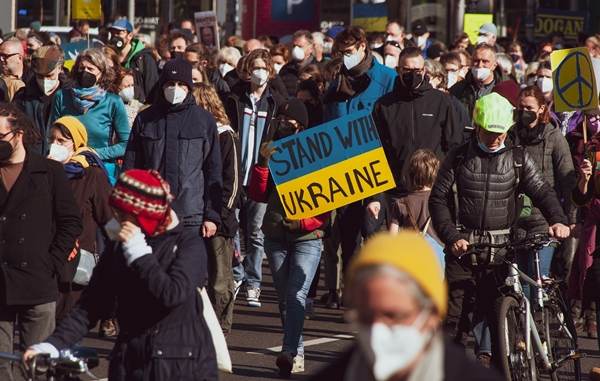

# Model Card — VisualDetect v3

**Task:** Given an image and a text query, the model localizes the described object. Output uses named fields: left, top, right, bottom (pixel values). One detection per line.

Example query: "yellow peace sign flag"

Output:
left=550, top=47, right=599, bottom=113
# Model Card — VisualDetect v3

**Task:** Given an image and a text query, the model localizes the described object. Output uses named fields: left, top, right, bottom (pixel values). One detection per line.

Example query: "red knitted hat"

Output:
left=109, top=169, right=174, bottom=236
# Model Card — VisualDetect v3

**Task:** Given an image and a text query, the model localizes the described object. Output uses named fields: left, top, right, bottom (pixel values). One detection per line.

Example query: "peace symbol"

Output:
left=555, top=51, right=596, bottom=109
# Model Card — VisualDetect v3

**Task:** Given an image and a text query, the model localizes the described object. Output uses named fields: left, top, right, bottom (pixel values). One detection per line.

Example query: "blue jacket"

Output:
left=50, top=89, right=130, bottom=184
left=323, top=58, right=397, bottom=122
left=123, top=94, right=223, bottom=227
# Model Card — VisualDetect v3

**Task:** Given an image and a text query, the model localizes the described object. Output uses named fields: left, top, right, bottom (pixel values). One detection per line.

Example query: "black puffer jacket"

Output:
left=513, top=122, right=576, bottom=234
left=429, top=139, right=568, bottom=246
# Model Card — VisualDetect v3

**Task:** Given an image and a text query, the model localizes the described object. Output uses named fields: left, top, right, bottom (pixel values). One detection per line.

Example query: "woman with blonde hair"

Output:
left=193, top=83, right=241, bottom=334
left=50, top=48, right=130, bottom=184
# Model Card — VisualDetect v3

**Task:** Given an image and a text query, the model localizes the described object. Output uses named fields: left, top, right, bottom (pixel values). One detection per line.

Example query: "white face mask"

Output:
left=37, top=77, right=59, bottom=96
left=384, top=55, right=398, bottom=68
left=472, top=67, right=491, bottom=82
left=219, top=63, right=234, bottom=77
left=274, top=63, right=284, bottom=74
left=163, top=85, right=188, bottom=105
left=370, top=42, right=383, bottom=50
left=48, top=143, right=71, bottom=163
left=477, top=35, right=489, bottom=45
left=250, top=69, right=269, bottom=86
left=459, top=66, right=469, bottom=79
left=447, top=71, right=458, bottom=88
left=537, top=77, right=553, bottom=93
left=323, top=41, right=333, bottom=55
left=358, top=312, right=432, bottom=381
left=417, top=35, right=427, bottom=48
left=118, top=86, right=135, bottom=104
left=291, top=45, right=306, bottom=61
left=104, top=218, right=121, bottom=241
left=343, top=47, right=363, bottom=70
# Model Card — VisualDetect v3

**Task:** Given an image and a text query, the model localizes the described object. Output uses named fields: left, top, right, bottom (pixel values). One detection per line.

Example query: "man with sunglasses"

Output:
left=0, top=39, right=25, bottom=102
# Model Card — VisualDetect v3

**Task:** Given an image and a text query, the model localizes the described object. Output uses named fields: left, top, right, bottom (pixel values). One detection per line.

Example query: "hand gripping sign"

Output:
left=550, top=47, right=599, bottom=113
left=268, top=111, right=396, bottom=220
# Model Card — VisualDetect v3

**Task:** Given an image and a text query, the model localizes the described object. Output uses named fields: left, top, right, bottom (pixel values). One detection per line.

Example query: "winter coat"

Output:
left=0, top=152, right=82, bottom=306
left=513, top=123, right=577, bottom=234
left=123, top=94, right=223, bottom=227
left=449, top=68, right=504, bottom=117
left=323, top=58, right=397, bottom=121
left=49, top=90, right=131, bottom=184
left=123, top=39, right=160, bottom=103
left=217, top=124, right=242, bottom=238
left=279, top=57, right=317, bottom=97
left=249, top=165, right=328, bottom=242
left=46, top=224, right=218, bottom=381
left=372, top=79, right=463, bottom=196
left=14, top=73, right=72, bottom=155
left=429, top=139, right=568, bottom=246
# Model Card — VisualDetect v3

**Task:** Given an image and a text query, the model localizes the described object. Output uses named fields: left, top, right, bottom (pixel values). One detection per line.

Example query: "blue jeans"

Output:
left=232, top=199, right=267, bottom=288
left=265, top=238, right=322, bottom=356
left=518, top=245, right=555, bottom=301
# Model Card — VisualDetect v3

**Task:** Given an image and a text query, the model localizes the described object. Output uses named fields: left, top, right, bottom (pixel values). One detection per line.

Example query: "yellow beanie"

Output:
left=348, top=232, right=447, bottom=317
left=53, top=116, right=88, bottom=150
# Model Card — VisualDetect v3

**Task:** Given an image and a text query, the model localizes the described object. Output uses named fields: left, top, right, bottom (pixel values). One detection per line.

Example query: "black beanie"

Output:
left=279, top=98, right=309, bottom=129
left=160, top=58, right=194, bottom=90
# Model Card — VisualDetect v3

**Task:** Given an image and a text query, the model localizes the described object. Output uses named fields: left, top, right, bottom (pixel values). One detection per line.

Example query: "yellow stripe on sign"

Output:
left=275, top=148, right=396, bottom=220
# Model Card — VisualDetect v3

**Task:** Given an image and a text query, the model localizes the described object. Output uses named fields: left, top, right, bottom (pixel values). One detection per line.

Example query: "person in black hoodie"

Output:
left=279, top=30, right=317, bottom=97
left=24, top=169, right=218, bottom=381
left=372, top=47, right=462, bottom=203
left=14, top=45, right=71, bottom=155
left=123, top=58, right=223, bottom=239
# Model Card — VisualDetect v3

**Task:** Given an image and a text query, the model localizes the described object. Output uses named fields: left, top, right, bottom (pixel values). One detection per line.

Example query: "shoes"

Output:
left=99, top=318, right=119, bottom=338
left=246, top=287, right=262, bottom=307
left=292, top=354, right=304, bottom=373
left=325, top=291, right=340, bottom=309
left=305, top=298, right=315, bottom=320
left=233, top=279, right=243, bottom=301
left=586, top=319, right=598, bottom=339
left=476, top=353, right=492, bottom=369
left=276, top=352, right=304, bottom=378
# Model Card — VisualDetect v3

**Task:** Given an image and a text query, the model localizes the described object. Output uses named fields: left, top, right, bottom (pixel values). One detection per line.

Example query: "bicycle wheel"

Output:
left=497, top=296, right=537, bottom=381
left=544, top=291, right=582, bottom=381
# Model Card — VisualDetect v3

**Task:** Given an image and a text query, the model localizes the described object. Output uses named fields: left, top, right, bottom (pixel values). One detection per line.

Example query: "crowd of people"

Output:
left=0, top=14, right=595, bottom=381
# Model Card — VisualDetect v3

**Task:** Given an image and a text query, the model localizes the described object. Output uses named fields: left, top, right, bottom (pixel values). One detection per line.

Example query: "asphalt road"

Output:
left=78, top=262, right=600, bottom=380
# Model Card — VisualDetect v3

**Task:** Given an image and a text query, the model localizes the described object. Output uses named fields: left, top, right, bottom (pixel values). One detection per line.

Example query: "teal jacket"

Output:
left=323, top=58, right=397, bottom=121
left=50, top=89, right=130, bottom=184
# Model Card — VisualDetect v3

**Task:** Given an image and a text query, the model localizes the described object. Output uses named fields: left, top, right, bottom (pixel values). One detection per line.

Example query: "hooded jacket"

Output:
left=429, top=139, right=568, bottom=246
left=372, top=77, right=463, bottom=196
left=124, top=39, right=160, bottom=103
left=123, top=93, right=223, bottom=227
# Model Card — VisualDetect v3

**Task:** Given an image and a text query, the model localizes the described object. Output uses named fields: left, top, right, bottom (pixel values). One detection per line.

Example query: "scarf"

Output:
left=336, top=52, right=373, bottom=100
left=70, top=86, right=106, bottom=113
left=64, top=149, right=109, bottom=179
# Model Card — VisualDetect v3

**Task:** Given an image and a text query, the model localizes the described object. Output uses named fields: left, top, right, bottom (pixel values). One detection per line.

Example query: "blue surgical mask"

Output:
left=478, top=140, right=505, bottom=153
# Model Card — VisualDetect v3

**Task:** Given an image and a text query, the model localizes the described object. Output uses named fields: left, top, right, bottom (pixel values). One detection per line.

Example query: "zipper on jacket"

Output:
left=479, top=154, right=492, bottom=231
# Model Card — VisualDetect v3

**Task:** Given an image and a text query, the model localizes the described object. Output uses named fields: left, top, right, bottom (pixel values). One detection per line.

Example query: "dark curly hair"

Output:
left=0, top=103, right=40, bottom=147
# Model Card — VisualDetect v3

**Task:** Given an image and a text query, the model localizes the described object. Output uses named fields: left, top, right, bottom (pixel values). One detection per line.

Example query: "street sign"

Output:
left=535, top=9, right=586, bottom=42
left=550, top=47, right=599, bottom=113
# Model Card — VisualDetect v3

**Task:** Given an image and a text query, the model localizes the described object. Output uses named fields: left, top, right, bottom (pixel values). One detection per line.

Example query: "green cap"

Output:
left=473, top=92, right=515, bottom=133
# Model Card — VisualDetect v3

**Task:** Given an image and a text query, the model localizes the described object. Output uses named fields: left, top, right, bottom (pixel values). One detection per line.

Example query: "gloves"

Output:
left=28, top=342, right=60, bottom=359
left=282, top=219, right=302, bottom=232
left=257, top=141, right=275, bottom=167
left=122, top=227, right=152, bottom=266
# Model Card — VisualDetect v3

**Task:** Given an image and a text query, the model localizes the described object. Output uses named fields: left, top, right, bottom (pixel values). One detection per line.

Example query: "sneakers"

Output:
left=233, top=279, right=243, bottom=301
left=305, top=298, right=315, bottom=320
left=246, top=287, right=262, bottom=307
left=476, top=353, right=492, bottom=368
left=99, top=318, right=119, bottom=338
left=325, top=291, right=340, bottom=309
left=276, top=352, right=304, bottom=378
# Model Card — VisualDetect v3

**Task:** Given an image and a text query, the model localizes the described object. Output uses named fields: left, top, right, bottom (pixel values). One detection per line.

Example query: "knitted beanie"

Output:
left=160, top=58, right=194, bottom=90
left=109, top=169, right=174, bottom=236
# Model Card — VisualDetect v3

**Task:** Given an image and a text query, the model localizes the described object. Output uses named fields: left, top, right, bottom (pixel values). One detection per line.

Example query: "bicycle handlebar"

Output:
left=459, top=234, right=559, bottom=257
left=0, top=347, right=99, bottom=380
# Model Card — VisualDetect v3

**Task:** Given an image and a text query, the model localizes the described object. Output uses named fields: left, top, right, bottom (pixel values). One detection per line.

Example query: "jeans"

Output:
left=265, top=238, right=322, bottom=356
left=518, top=245, right=555, bottom=301
left=0, top=302, right=56, bottom=380
left=233, top=198, right=267, bottom=289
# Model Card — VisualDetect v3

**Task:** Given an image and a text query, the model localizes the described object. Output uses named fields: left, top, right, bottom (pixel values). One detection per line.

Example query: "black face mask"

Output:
left=518, top=110, right=538, bottom=127
left=0, top=140, right=14, bottom=162
left=77, top=70, right=97, bottom=88
left=401, top=71, right=424, bottom=90
left=170, top=51, right=184, bottom=59
left=109, top=36, right=126, bottom=51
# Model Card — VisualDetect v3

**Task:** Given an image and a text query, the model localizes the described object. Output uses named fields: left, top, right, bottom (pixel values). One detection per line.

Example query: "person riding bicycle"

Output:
left=429, top=92, right=571, bottom=368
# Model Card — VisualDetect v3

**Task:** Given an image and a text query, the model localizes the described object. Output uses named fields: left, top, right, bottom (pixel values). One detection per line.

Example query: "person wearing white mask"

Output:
left=14, top=45, right=67, bottom=156
left=476, top=23, right=504, bottom=53
left=124, top=57, right=223, bottom=249
left=535, top=62, right=554, bottom=103
left=385, top=21, right=407, bottom=49
left=279, top=30, right=316, bottom=96
left=383, top=40, right=401, bottom=69
left=410, top=21, right=434, bottom=58
left=116, top=69, right=144, bottom=128
left=217, top=46, right=242, bottom=79
left=449, top=44, right=499, bottom=116
left=312, top=31, right=326, bottom=63
left=314, top=232, right=503, bottom=381
left=223, top=49, right=285, bottom=309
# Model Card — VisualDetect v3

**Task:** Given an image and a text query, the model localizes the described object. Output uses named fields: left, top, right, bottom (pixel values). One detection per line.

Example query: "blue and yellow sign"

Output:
left=269, top=111, right=396, bottom=220
left=352, top=3, right=388, bottom=32
left=550, top=47, right=599, bottom=113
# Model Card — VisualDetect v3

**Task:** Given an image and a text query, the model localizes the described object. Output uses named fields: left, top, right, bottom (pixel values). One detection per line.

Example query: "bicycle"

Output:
left=460, top=234, right=583, bottom=381
left=0, top=347, right=99, bottom=381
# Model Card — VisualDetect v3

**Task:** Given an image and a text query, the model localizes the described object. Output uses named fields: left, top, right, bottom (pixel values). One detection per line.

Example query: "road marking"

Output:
left=245, top=333, right=354, bottom=355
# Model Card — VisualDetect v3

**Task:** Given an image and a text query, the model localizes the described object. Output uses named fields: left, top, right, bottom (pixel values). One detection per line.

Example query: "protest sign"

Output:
left=268, top=111, right=396, bottom=220
left=194, top=11, right=220, bottom=50
left=463, top=13, right=493, bottom=45
left=550, top=47, right=599, bottom=113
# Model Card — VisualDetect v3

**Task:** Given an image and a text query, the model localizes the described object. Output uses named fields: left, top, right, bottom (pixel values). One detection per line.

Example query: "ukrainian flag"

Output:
left=352, top=3, right=388, bottom=32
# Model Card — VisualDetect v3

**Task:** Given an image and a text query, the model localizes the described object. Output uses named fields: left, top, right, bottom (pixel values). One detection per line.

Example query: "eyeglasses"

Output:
left=0, top=52, right=20, bottom=62
left=385, top=41, right=401, bottom=49
left=0, top=130, right=15, bottom=140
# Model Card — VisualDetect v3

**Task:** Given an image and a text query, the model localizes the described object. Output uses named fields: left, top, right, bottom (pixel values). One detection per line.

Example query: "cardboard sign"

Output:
left=194, top=11, right=219, bottom=50
left=269, top=111, right=396, bottom=220
left=463, top=13, right=493, bottom=45
left=550, top=47, right=599, bottom=113
left=72, top=0, right=102, bottom=20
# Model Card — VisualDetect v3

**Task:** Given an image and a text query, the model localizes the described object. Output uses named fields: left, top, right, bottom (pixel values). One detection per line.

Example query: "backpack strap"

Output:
left=451, top=142, right=469, bottom=228
left=422, top=217, right=432, bottom=235
left=400, top=198, right=420, bottom=231
left=513, top=145, right=524, bottom=189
